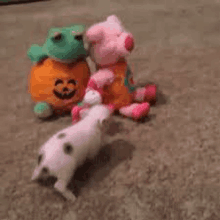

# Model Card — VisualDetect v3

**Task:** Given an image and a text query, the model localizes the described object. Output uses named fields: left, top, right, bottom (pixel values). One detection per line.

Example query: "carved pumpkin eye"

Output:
left=68, top=79, right=77, bottom=85
left=54, top=79, right=63, bottom=86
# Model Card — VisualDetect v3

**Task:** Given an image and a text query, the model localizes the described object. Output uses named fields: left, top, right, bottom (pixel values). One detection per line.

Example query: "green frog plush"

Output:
left=27, top=24, right=88, bottom=64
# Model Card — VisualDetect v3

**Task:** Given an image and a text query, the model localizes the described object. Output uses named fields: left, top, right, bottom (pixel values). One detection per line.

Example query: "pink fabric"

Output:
left=71, top=106, right=83, bottom=124
left=134, top=84, right=157, bottom=103
left=119, top=102, right=150, bottom=120
left=144, top=84, right=157, bottom=102
left=87, top=78, right=104, bottom=95
left=119, top=103, right=139, bottom=117
left=132, top=102, right=150, bottom=120
left=124, top=35, right=134, bottom=51
left=106, top=103, right=116, bottom=114
left=134, top=88, right=146, bottom=102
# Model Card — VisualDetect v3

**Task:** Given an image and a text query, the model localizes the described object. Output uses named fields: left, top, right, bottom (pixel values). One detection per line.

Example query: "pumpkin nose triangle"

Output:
left=62, top=87, right=69, bottom=92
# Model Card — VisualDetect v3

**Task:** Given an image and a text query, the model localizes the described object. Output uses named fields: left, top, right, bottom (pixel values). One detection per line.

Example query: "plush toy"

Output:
left=72, top=15, right=157, bottom=121
left=27, top=25, right=90, bottom=119
left=31, top=104, right=112, bottom=202
left=27, top=24, right=87, bottom=64
left=71, top=87, right=112, bottom=124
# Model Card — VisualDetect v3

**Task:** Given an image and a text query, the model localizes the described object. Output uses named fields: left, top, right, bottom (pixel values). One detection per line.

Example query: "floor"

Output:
left=1, top=0, right=220, bottom=219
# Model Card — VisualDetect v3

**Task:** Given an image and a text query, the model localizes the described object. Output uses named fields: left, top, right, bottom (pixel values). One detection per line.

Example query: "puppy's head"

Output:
left=31, top=136, right=75, bottom=182
left=31, top=153, right=53, bottom=181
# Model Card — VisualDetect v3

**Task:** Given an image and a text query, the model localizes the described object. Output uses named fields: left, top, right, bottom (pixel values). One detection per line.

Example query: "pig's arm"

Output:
left=87, top=68, right=115, bottom=90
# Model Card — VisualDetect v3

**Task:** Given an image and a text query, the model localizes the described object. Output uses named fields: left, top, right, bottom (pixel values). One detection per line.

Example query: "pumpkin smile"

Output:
left=53, top=89, right=76, bottom=100
left=53, top=78, right=77, bottom=100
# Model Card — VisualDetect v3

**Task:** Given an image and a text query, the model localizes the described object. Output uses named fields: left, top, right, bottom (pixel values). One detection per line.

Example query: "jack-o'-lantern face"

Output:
left=53, top=78, right=77, bottom=100
left=29, top=58, right=91, bottom=113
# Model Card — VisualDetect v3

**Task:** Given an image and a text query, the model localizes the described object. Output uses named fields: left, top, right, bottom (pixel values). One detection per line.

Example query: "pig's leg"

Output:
left=87, top=69, right=115, bottom=89
left=119, top=102, right=150, bottom=120
left=133, top=84, right=157, bottom=103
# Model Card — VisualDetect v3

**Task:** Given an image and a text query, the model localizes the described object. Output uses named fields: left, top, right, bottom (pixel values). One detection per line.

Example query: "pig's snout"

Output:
left=125, top=35, right=134, bottom=52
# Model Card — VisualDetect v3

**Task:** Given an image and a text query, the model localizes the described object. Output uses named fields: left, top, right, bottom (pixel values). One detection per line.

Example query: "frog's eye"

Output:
left=72, top=30, right=84, bottom=40
left=53, top=32, right=63, bottom=41
left=74, top=34, right=83, bottom=41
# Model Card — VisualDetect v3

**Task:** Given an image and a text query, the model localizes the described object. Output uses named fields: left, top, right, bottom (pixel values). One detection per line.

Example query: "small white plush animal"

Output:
left=83, top=88, right=102, bottom=106
left=31, top=104, right=111, bottom=202
left=72, top=88, right=115, bottom=124
left=79, top=89, right=103, bottom=119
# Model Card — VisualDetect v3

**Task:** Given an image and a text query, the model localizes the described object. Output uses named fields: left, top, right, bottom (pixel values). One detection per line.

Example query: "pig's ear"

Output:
left=107, top=15, right=122, bottom=25
left=86, top=25, right=104, bottom=43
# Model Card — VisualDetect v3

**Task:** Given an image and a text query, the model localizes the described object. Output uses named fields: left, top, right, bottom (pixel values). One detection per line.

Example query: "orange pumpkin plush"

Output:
left=28, top=58, right=90, bottom=117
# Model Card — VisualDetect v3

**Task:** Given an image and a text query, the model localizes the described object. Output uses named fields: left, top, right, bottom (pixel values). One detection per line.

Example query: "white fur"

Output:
left=79, top=89, right=103, bottom=119
left=31, top=105, right=111, bottom=202
left=82, top=89, right=102, bottom=106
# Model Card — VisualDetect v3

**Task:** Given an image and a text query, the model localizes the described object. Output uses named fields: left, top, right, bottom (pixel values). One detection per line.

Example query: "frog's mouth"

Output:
left=53, top=89, right=76, bottom=100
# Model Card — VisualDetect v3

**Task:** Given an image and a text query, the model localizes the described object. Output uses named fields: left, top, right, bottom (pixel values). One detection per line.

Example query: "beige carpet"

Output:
left=1, top=0, right=220, bottom=219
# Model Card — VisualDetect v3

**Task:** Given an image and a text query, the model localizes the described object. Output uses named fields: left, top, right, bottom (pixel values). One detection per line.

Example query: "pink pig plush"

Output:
left=72, top=15, right=157, bottom=122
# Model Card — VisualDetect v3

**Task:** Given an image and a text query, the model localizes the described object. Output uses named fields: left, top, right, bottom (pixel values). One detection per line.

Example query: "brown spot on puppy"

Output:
left=57, top=133, right=66, bottom=139
left=38, top=154, right=43, bottom=165
left=63, top=143, right=73, bottom=155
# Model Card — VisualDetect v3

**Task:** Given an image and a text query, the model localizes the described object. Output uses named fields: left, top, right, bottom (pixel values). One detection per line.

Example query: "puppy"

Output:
left=31, top=105, right=111, bottom=202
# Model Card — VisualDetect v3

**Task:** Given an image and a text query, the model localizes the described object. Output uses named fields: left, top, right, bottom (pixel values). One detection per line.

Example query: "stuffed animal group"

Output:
left=27, top=15, right=157, bottom=121
left=29, top=15, right=158, bottom=202
left=71, top=15, right=157, bottom=123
